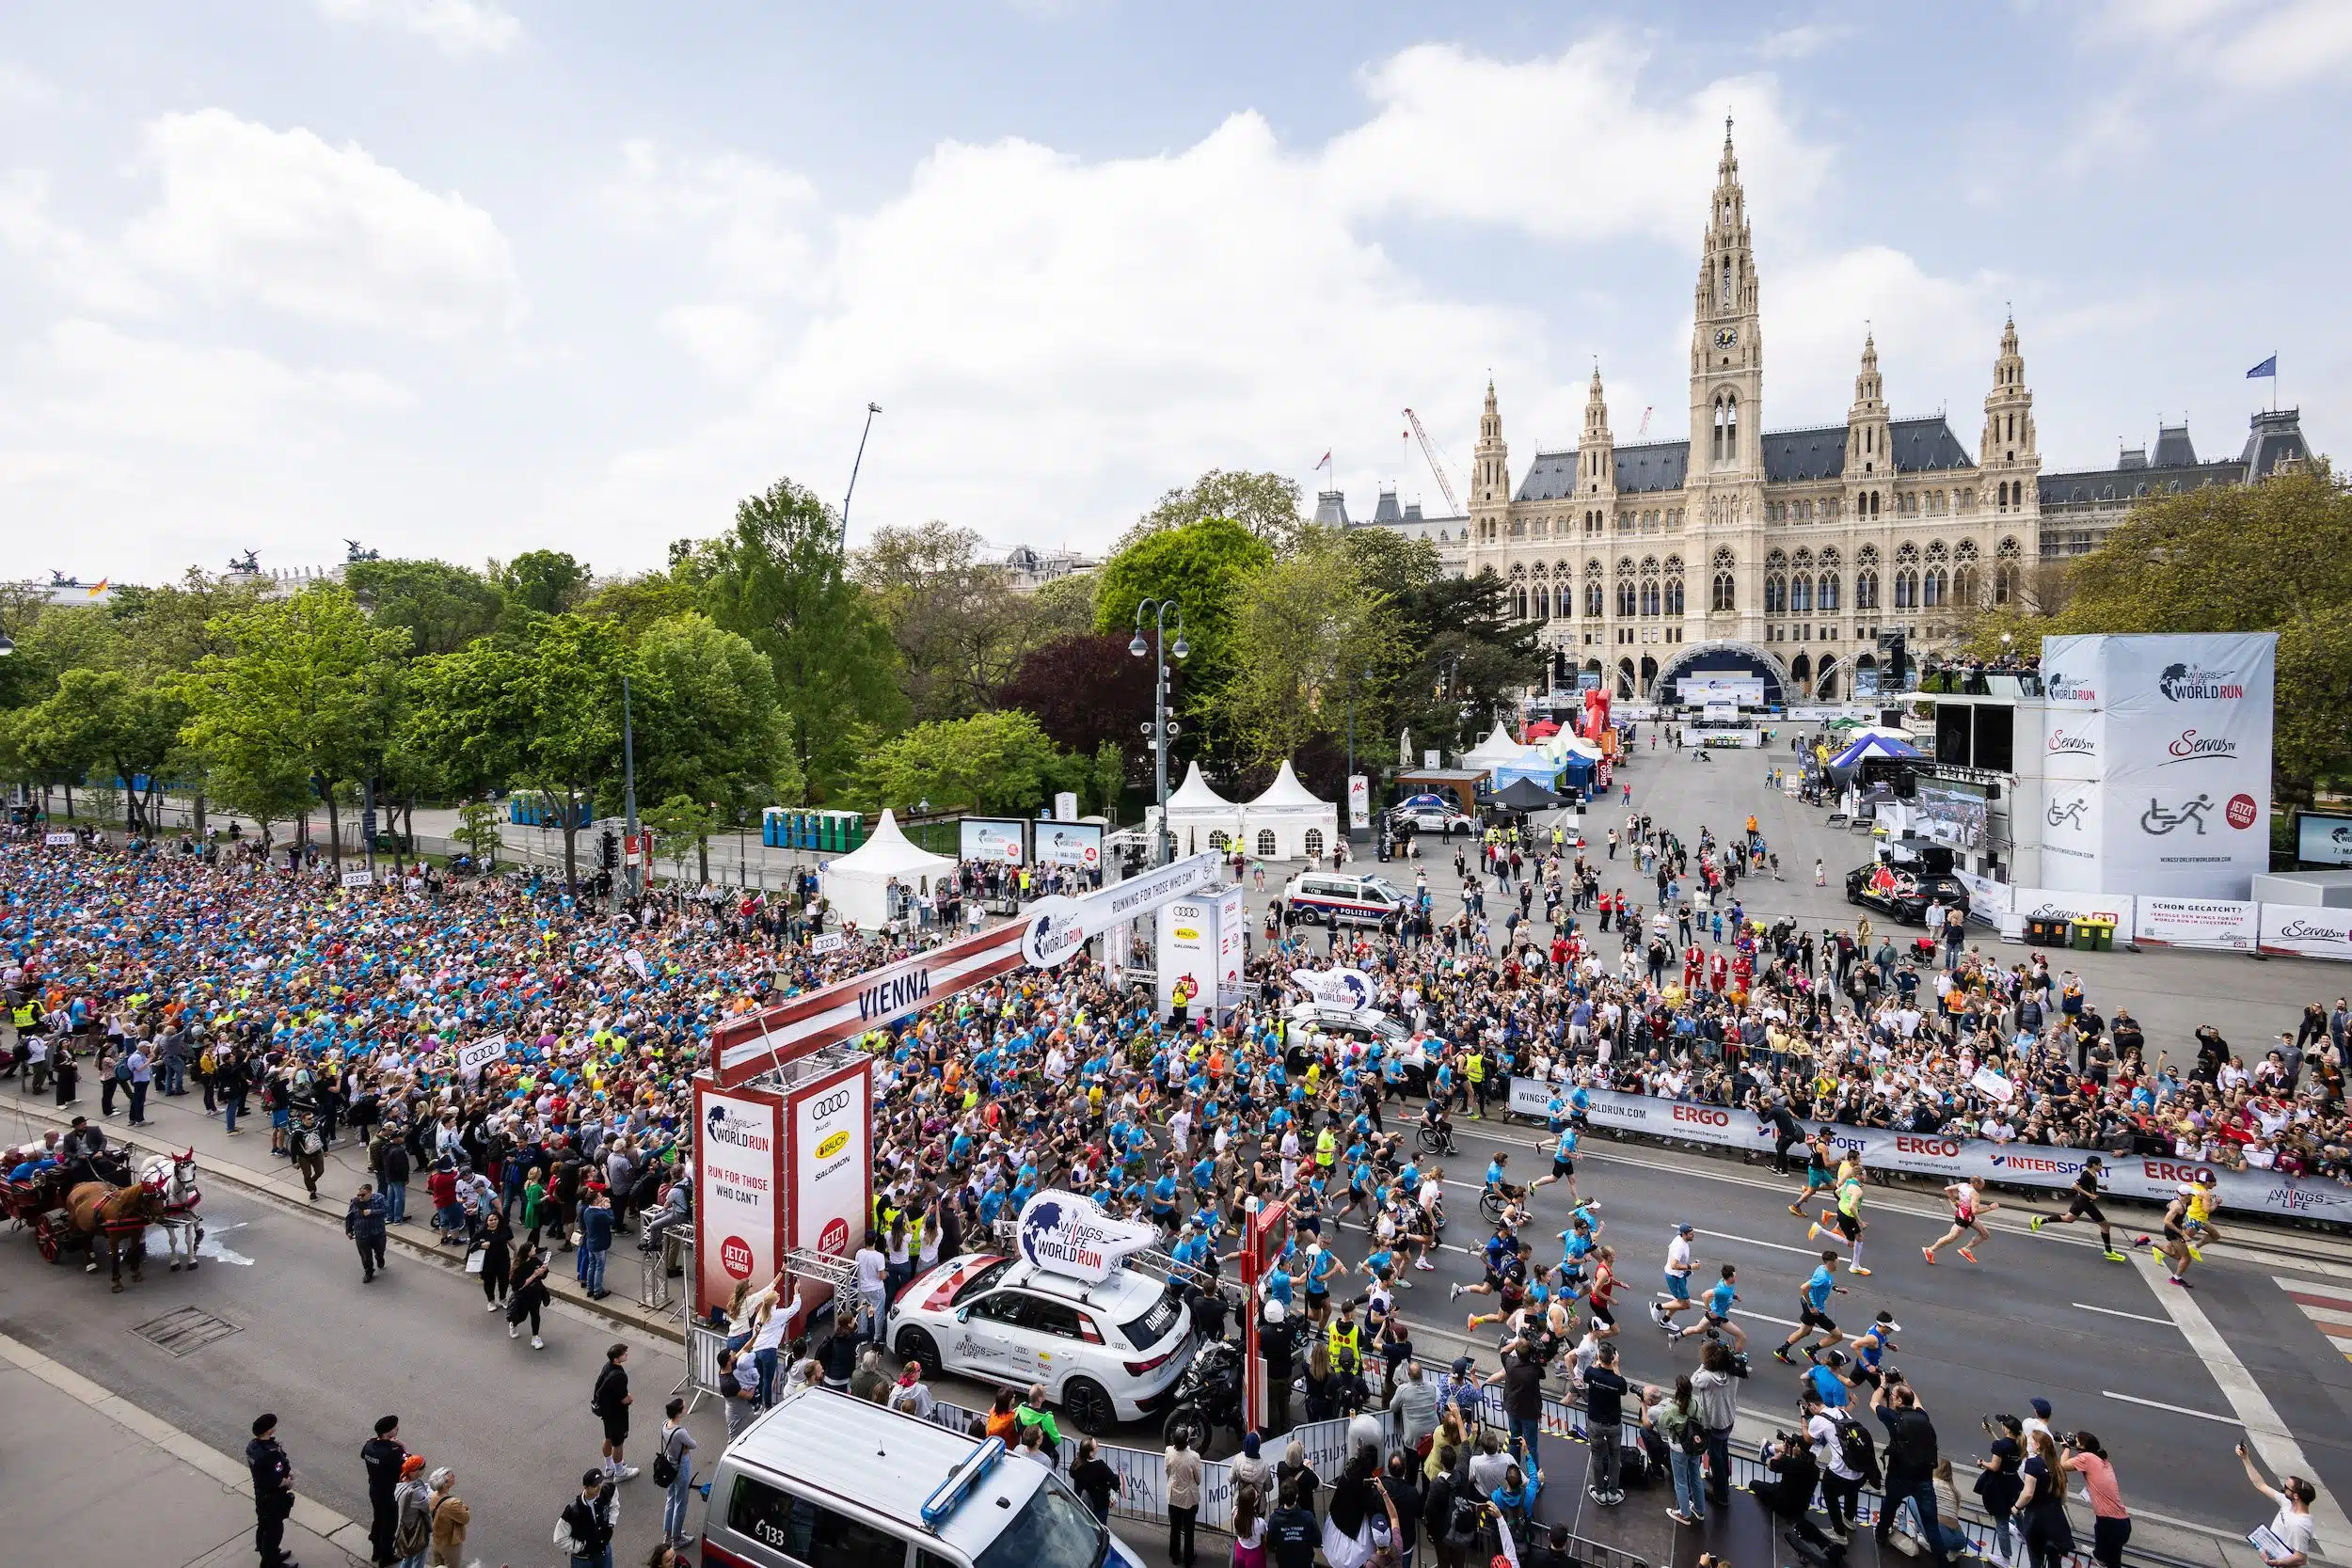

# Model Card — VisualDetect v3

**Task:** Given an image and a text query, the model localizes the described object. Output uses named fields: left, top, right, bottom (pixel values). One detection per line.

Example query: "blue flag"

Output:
left=2248, top=355, right=2278, bottom=379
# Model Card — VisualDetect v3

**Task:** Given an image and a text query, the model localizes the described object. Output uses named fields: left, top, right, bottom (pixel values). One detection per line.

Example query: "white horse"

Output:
left=136, top=1148, right=204, bottom=1272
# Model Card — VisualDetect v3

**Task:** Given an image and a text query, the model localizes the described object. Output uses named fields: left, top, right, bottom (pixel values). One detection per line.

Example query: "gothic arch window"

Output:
left=1951, top=564, right=1978, bottom=608
left=1664, top=556, right=1685, bottom=616
left=1895, top=542, right=1919, bottom=565
left=1641, top=578, right=1661, bottom=617
left=1512, top=585, right=1528, bottom=619
left=1895, top=567, right=1919, bottom=609
left=1511, top=517, right=1526, bottom=537
left=1616, top=576, right=1637, bottom=617
left=1855, top=569, right=1879, bottom=610
left=1616, top=658, right=1636, bottom=699
left=1856, top=544, right=1878, bottom=567
left=1818, top=569, right=1840, bottom=611
left=1817, top=656, right=1838, bottom=699
left=1791, top=573, right=1812, bottom=614
left=1926, top=540, right=1948, bottom=566
left=1924, top=566, right=1948, bottom=608
left=1766, top=573, right=1788, bottom=613
left=1585, top=579, right=1604, bottom=616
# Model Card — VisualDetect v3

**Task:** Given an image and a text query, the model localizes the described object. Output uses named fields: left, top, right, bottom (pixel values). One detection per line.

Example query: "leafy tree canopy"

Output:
left=1120, top=468, right=1306, bottom=554
left=854, top=708, right=1080, bottom=817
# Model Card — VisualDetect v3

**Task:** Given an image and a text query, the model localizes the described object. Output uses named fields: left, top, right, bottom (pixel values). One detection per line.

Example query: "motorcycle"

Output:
left=1161, top=1338, right=1246, bottom=1453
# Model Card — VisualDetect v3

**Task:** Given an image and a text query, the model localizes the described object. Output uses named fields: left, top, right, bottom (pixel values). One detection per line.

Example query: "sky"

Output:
left=4, top=0, right=2347, bottom=585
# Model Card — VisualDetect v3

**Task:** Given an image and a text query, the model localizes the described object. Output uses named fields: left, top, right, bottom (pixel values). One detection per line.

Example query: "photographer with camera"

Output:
left=2062, top=1432, right=2130, bottom=1568
left=2237, top=1444, right=2318, bottom=1568
left=1803, top=1387, right=1873, bottom=1541
left=1748, top=1428, right=1843, bottom=1562
left=1691, top=1337, right=1747, bottom=1513
left=1870, top=1370, right=1957, bottom=1565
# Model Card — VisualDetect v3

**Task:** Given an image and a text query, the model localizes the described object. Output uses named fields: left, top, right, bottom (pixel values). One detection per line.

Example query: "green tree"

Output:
left=1210, top=532, right=1408, bottom=772
left=1092, top=740, right=1124, bottom=822
left=456, top=798, right=505, bottom=866
left=13, top=668, right=188, bottom=832
left=208, top=752, right=314, bottom=854
left=402, top=613, right=633, bottom=894
left=494, top=549, right=595, bottom=617
left=175, top=586, right=406, bottom=868
left=634, top=612, right=793, bottom=818
left=852, top=521, right=1047, bottom=720
left=345, top=558, right=506, bottom=657
left=855, top=709, right=1078, bottom=816
left=1120, top=468, right=1307, bottom=554
left=579, top=571, right=707, bottom=641
left=701, top=477, right=908, bottom=798
left=1093, top=515, right=1274, bottom=714
left=2012, top=465, right=2352, bottom=801
left=644, top=793, right=721, bottom=884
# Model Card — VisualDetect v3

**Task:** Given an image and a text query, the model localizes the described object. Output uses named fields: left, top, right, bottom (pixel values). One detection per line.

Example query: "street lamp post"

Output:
left=1129, top=600, right=1188, bottom=867
left=621, top=673, right=640, bottom=908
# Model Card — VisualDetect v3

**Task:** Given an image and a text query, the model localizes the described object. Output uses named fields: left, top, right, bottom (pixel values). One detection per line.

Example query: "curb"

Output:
left=0, top=1327, right=373, bottom=1561
left=0, top=1094, right=690, bottom=1347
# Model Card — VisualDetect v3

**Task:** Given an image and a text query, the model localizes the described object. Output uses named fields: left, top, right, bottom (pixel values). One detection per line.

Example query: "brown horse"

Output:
left=66, top=1180, right=166, bottom=1291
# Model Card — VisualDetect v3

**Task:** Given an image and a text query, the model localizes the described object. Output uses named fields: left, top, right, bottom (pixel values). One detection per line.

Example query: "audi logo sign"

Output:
left=808, top=1087, right=854, bottom=1121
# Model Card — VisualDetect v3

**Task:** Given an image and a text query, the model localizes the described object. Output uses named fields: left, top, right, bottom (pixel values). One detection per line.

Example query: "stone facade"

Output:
left=1462, top=123, right=2042, bottom=702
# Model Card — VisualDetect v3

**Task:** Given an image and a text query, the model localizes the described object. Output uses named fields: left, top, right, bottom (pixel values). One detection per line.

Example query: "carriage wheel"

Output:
left=35, top=1222, right=61, bottom=1263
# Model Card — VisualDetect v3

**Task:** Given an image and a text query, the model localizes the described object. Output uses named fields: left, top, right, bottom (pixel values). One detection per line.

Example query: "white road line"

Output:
left=1693, top=1226, right=1820, bottom=1257
left=2100, top=1389, right=2241, bottom=1424
left=2131, top=1250, right=2352, bottom=1557
left=1733, top=1307, right=1803, bottom=1328
left=2073, top=1302, right=2174, bottom=1326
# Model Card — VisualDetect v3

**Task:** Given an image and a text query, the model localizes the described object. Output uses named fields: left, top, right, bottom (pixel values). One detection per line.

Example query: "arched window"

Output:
left=1664, top=556, right=1685, bottom=616
left=1817, top=657, right=1838, bottom=700
left=1303, top=829, right=1325, bottom=860
left=1641, top=579, right=1661, bottom=616
left=1895, top=569, right=1919, bottom=608
left=1765, top=574, right=1788, bottom=613
left=1791, top=574, right=1812, bottom=613
left=1256, top=830, right=1277, bottom=858
left=1855, top=569, right=1879, bottom=610
left=1616, top=577, right=1637, bottom=617
left=1951, top=565, right=1978, bottom=608
left=1710, top=546, right=1736, bottom=612
left=1585, top=580, right=1603, bottom=616
left=1209, top=830, right=1231, bottom=851
left=1924, top=567, right=1947, bottom=607
left=1818, top=571, right=1840, bottom=611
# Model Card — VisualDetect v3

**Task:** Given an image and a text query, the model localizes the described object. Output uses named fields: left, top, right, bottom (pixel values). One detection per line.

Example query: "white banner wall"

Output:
left=2260, top=904, right=2352, bottom=961
left=2010, top=885, right=2134, bottom=931
left=2037, top=708, right=2105, bottom=782
left=1156, top=897, right=1217, bottom=1019
left=2134, top=897, right=2260, bottom=952
left=1507, top=1081, right=2352, bottom=1224
left=2035, top=783, right=2105, bottom=892
left=1214, top=884, right=1248, bottom=1018
left=959, top=818, right=1026, bottom=864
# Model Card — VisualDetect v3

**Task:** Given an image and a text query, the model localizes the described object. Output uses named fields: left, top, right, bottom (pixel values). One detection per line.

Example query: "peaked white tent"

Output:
left=1165, top=762, right=1244, bottom=858
left=1241, top=760, right=1340, bottom=861
left=1461, top=721, right=1531, bottom=773
left=819, top=808, right=954, bottom=928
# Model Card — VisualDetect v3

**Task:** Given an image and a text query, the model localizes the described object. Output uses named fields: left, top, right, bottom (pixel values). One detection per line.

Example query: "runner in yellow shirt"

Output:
left=1808, top=1156, right=1871, bottom=1275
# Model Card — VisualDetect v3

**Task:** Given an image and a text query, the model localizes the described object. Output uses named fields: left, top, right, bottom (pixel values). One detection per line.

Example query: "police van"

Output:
left=700, top=1386, right=1149, bottom=1568
left=1278, top=872, right=1408, bottom=931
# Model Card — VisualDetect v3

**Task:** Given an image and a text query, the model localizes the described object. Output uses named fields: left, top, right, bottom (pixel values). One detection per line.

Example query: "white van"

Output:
left=1279, top=871, right=1408, bottom=930
left=699, top=1386, right=1148, bottom=1568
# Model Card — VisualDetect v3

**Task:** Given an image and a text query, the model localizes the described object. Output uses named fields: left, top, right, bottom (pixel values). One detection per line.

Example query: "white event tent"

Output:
left=1242, top=760, right=1341, bottom=861
left=1164, top=762, right=1243, bottom=858
left=819, top=808, right=954, bottom=928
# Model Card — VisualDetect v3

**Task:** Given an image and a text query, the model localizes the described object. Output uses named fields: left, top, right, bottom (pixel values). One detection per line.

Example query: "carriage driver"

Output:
left=58, top=1117, right=111, bottom=1185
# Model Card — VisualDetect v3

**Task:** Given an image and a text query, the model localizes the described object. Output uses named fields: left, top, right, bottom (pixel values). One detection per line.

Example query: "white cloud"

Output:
left=607, top=139, right=821, bottom=296
left=2086, top=0, right=2352, bottom=87
left=1321, top=37, right=1829, bottom=245
left=1759, top=23, right=1852, bottom=60
left=1767, top=245, right=2009, bottom=421
left=32, top=319, right=410, bottom=447
left=0, top=60, right=62, bottom=112
left=0, top=170, right=164, bottom=314
left=124, top=109, right=521, bottom=339
left=316, top=0, right=521, bottom=58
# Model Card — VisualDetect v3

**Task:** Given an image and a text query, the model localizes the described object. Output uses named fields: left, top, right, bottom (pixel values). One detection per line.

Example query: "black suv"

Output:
left=1845, top=862, right=1971, bottom=925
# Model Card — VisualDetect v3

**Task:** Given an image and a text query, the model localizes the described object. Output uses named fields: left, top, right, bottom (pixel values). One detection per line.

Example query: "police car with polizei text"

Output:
left=886, top=1192, right=1198, bottom=1434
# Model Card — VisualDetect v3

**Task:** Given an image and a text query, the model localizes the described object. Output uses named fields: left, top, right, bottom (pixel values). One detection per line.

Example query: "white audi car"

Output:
left=886, top=1252, right=1198, bottom=1433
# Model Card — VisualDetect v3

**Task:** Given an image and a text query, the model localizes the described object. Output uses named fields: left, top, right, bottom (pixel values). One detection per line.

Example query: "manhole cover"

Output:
left=131, top=1306, right=241, bottom=1357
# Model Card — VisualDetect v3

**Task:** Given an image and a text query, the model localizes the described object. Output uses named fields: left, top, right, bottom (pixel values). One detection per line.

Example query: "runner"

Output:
left=1650, top=1222, right=1699, bottom=1337
left=1807, top=1154, right=1872, bottom=1275
left=1529, top=1117, right=1581, bottom=1203
left=1586, top=1244, right=1622, bottom=1341
left=1922, top=1175, right=1995, bottom=1265
left=1786, top=1129, right=1839, bottom=1217
left=2027, top=1155, right=2130, bottom=1262
left=2139, top=1184, right=2203, bottom=1287
left=2184, top=1172, right=2224, bottom=1251
left=1775, top=1249, right=1850, bottom=1365
left=1675, top=1262, right=1743, bottom=1353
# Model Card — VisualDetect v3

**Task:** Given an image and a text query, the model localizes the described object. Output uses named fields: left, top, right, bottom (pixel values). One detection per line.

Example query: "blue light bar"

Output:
left=920, top=1437, right=1007, bottom=1528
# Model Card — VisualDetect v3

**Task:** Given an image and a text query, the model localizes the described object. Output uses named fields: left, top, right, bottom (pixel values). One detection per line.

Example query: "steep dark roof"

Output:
left=1760, top=426, right=1845, bottom=482
left=2241, top=408, right=2312, bottom=480
left=2151, top=424, right=2199, bottom=467
left=1515, top=442, right=1688, bottom=501
left=1514, top=415, right=1970, bottom=500
left=1372, top=487, right=1403, bottom=524
left=1890, top=417, right=1975, bottom=473
left=2038, top=461, right=2243, bottom=507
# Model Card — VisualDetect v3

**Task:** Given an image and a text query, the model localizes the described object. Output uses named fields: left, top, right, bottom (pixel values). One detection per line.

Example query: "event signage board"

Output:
left=959, top=817, right=1026, bottom=864
left=43, top=832, right=74, bottom=847
left=807, top=931, right=847, bottom=956
left=1018, top=851, right=1222, bottom=969
left=2010, top=885, right=2133, bottom=932
left=1504, top=1081, right=2352, bottom=1223
left=1014, top=1190, right=1163, bottom=1283
left=787, top=1059, right=870, bottom=1268
left=692, top=1079, right=787, bottom=1316
left=1346, top=775, right=1369, bottom=831
left=2298, top=812, right=2352, bottom=868
left=1156, top=897, right=1215, bottom=1019
left=454, top=1034, right=508, bottom=1080
left=341, top=869, right=375, bottom=889
left=1950, top=869, right=2010, bottom=924
left=1289, top=967, right=1376, bottom=1010
left=1037, top=821, right=1104, bottom=869
left=2134, top=897, right=2259, bottom=952
left=2259, top=904, right=2352, bottom=961
left=1054, top=791, right=1079, bottom=822
left=1214, top=883, right=1247, bottom=1017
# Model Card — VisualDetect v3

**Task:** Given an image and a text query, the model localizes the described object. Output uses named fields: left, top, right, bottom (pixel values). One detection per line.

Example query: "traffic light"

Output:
left=597, top=828, right=618, bottom=871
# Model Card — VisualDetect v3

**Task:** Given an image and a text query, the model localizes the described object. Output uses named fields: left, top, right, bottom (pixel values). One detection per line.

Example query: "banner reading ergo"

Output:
left=1509, top=1079, right=2352, bottom=1226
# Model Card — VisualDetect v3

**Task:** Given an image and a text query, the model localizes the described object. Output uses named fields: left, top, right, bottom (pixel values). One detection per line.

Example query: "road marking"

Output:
left=1693, top=1226, right=1819, bottom=1257
left=2132, top=1251, right=2352, bottom=1556
left=2101, top=1389, right=2240, bottom=1424
left=1732, top=1307, right=1802, bottom=1328
left=2270, top=1275, right=2352, bottom=1361
left=2073, top=1302, right=2173, bottom=1326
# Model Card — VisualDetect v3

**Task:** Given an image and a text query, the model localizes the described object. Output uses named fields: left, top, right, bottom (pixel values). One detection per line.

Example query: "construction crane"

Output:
left=1402, top=408, right=1463, bottom=516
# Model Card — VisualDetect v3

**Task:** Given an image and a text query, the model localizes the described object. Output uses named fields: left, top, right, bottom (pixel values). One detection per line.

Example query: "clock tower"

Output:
left=1690, top=116, right=1762, bottom=479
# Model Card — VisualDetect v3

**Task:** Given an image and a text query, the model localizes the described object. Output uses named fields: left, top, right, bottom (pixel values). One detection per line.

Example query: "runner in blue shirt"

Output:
left=1774, top=1249, right=1850, bottom=1365
left=1530, top=1118, right=1581, bottom=1202
left=1676, top=1262, right=1745, bottom=1353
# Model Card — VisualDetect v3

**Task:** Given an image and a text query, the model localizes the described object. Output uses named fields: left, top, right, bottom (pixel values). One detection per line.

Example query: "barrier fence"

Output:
left=1506, top=1079, right=2352, bottom=1226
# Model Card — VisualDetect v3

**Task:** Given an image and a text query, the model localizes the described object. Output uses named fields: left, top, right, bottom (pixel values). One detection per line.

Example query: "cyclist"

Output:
left=1775, top=1249, right=1850, bottom=1366
left=1922, top=1175, right=1995, bottom=1265
left=2027, top=1154, right=2130, bottom=1261
left=1651, top=1222, right=1699, bottom=1337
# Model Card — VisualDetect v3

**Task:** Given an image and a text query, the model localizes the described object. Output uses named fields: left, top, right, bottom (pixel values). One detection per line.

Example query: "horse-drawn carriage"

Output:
left=1, top=1145, right=204, bottom=1291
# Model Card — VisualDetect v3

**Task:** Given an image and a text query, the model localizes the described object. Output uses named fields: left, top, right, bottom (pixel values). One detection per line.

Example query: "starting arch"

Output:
left=1651, top=640, right=1792, bottom=707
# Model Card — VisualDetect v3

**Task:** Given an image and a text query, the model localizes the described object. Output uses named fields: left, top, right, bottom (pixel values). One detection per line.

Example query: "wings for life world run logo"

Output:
left=1020, top=1198, right=1104, bottom=1275
left=706, top=1101, right=770, bottom=1152
left=2045, top=668, right=2095, bottom=702
left=2159, top=662, right=2246, bottom=702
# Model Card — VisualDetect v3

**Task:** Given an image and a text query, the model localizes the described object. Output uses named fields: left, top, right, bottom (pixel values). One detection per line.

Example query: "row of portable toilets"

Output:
left=761, top=807, right=867, bottom=852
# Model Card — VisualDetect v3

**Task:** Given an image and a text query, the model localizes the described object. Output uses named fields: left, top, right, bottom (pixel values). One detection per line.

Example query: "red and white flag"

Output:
left=1314, top=451, right=1331, bottom=472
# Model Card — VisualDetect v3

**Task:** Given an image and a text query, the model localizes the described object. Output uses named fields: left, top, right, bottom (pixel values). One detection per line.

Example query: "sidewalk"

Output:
left=0, top=1328, right=368, bottom=1568
left=0, top=1061, right=691, bottom=1345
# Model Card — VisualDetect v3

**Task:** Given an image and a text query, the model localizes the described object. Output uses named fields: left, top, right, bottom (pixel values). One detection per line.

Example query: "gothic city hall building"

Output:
left=1463, top=125, right=2040, bottom=704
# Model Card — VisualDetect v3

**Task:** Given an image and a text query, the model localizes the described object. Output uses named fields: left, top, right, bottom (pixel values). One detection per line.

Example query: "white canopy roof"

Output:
left=1167, top=762, right=1239, bottom=816
left=822, top=808, right=953, bottom=880
left=1248, top=759, right=1329, bottom=813
left=1463, top=721, right=1539, bottom=770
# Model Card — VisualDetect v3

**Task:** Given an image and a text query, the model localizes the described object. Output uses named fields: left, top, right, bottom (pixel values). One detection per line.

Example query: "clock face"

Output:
left=1714, top=326, right=1739, bottom=348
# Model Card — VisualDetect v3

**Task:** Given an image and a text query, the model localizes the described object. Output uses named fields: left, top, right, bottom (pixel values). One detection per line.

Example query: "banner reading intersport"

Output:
left=1507, top=1079, right=2352, bottom=1225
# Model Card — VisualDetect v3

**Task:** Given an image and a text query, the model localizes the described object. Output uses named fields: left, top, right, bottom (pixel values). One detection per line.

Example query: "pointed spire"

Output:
left=1583, top=364, right=1611, bottom=440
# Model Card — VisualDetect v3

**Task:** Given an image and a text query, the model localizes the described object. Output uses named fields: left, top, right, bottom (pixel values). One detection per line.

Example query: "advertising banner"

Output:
left=2134, top=897, right=2259, bottom=952
left=341, top=869, right=375, bottom=889
left=1505, top=1080, right=2352, bottom=1223
left=2039, top=636, right=2105, bottom=708
left=787, top=1060, right=871, bottom=1269
left=2297, top=812, right=2352, bottom=868
left=1347, top=775, right=1369, bottom=832
left=693, top=1079, right=787, bottom=1317
left=1677, top=674, right=1764, bottom=705
left=1289, top=967, right=1376, bottom=1009
left=959, top=817, right=1026, bottom=864
left=1156, top=897, right=1216, bottom=1019
left=807, top=931, right=847, bottom=956
left=1915, top=777, right=1989, bottom=850
left=2259, top=904, right=2352, bottom=962
left=1016, top=852, right=1223, bottom=970
left=1037, top=821, right=1104, bottom=870
left=2038, top=709, right=2105, bottom=782
left=1214, top=884, right=1247, bottom=1018
left=2010, top=885, right=2134, bottom=933
left=1054, top=791, right=1079, bottom=822
left=1951, top=869, right=2010, bottom=923
left=1014, top=1190, right=1164, bottom=1283
left=2036, top=782, right=2104, bottom=891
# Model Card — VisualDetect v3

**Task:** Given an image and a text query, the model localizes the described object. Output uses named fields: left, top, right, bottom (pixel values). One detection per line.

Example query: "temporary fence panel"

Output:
left=1506, top=1079, right=2352, bottom=1225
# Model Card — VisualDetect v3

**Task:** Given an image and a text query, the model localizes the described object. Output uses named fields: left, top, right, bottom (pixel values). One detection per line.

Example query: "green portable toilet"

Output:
left=845, top=812, right=866, bottom=850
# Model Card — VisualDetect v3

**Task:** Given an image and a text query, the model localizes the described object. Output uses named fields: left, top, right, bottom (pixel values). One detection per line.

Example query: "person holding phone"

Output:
left=2238, top=1444, right=2318, bottom=1567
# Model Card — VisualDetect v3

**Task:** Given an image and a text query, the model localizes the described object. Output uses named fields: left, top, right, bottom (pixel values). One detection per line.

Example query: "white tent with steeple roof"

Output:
left=1241, top=760, right=1340, bottom=863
